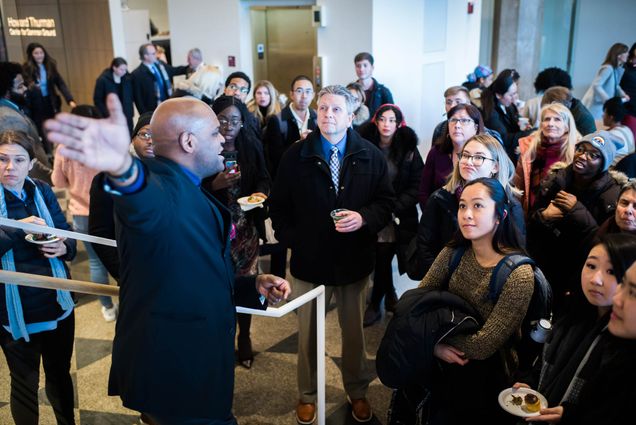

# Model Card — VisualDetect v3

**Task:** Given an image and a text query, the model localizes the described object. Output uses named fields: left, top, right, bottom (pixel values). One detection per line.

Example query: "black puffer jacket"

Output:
left=358, top=124, right=424, bottom=274
left=376, top=289, right=482, bottom=390
left=527, top=163, right=627, bottom=308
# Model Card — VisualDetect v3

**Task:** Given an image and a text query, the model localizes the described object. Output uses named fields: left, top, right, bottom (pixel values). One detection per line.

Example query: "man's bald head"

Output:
left=151, top=98, right=210, bottom=149
left=149, top=97, right=225, bottom=178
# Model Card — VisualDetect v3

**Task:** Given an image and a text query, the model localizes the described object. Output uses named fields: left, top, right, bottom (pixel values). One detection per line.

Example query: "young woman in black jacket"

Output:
left=93, top=57, right=134, bottom=135
left=481, top=69, right=533, bottom=161
left=23, top=43, right=76, bottom=153
left=204, top=95, right=271, bottom=368
left=357, top=104, right=423, bottom=326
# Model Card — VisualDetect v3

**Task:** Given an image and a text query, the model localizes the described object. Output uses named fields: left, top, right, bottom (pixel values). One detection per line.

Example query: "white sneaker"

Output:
left=101, top=305, right=118, bottom=322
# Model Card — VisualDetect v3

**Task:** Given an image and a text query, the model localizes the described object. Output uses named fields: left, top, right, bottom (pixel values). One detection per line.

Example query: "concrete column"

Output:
left=492, top=0, right=544, bottom=101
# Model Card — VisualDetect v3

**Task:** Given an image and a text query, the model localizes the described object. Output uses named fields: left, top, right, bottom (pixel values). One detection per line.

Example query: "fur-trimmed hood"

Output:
left=357, top=122, right=419, bottom=161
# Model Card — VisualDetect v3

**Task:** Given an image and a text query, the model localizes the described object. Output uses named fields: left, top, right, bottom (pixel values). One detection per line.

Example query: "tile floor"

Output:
left=0, top=245, right=419, bottom=424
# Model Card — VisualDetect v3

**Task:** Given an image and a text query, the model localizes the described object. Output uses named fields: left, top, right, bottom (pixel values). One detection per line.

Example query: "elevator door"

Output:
left=251, top=6, right=317, bottom=98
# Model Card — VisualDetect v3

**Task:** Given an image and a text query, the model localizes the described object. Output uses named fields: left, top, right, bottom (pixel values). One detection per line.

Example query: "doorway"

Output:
left=250, top=6, right=317, bottom=99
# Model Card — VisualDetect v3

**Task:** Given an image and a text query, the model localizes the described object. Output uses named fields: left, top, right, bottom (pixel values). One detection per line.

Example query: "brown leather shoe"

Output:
left=296, top=401, right=316, bottom=424
left=348, top=397, right=372, bottom=422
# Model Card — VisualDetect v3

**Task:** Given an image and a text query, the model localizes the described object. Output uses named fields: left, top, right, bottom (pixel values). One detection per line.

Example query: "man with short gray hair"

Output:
left=269, top=84, right=394, bottom=424
left=186, top=48, right=204, bottom=77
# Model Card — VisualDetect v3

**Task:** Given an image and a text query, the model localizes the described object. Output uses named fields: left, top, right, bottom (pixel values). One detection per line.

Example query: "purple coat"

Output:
left=418, top=146, right=452, bottom=210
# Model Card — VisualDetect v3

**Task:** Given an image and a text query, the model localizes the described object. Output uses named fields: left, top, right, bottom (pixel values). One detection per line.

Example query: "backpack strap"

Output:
left=487, top=254, right=535, bottom=301
left=443, top=246, right=467, bottom=290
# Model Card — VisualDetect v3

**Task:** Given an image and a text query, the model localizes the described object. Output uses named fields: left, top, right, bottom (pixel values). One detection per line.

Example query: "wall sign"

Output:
left=7, top=16, right=57, bottom=37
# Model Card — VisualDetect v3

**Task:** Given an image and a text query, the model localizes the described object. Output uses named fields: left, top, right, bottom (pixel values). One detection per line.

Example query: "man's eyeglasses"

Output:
left=136, top=131, right=152, bottom=141
left=293, top=88, right=314, bottom=96
left=227, top=84, right=249, bottom=94
left=448, top=118, right=474, bottom=126
left=457, top=152, right=495, bottom=166
left=575, top=145, right=602, bottom=161
left=219, top=118, right=243, bottom=128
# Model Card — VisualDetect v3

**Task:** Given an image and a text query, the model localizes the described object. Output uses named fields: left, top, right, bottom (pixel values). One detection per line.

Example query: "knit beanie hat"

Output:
left=576, top=130, right=624, bottom=172
left=466, top=65, right=493, bottom=83
left=474, top=65, right=493, bottom=79
left=133, top=112, right=153, bottom=138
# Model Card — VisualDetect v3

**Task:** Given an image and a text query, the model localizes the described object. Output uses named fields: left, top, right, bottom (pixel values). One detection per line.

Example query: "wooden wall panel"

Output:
left=2, top=0, right=114, bottom=108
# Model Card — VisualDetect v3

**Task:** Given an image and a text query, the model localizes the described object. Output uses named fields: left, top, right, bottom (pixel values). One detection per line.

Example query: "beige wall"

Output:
left=2, top=0, right=115, bottom=107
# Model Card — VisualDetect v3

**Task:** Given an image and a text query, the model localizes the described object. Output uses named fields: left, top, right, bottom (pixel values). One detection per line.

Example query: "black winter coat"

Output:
left=358, top=124, right=424, bottom=274
left=269, top=128, right=395, bottom=285
left=377, top=289, right=482, bottom=389
left=93, top=68, right=134, bottom=134
left=0, top=179, right=76, bottom=325
left=364, top=78, right=394, bottom=117
left=88, top=173, right=119, bottom=280
left=527, top=164, right=625, bottom=308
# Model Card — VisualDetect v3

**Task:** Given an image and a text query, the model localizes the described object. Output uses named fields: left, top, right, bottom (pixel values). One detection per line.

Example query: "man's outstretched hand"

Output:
left=44, top=93, right=133, bottom=175
left=256, top=274, right=291, bottom=305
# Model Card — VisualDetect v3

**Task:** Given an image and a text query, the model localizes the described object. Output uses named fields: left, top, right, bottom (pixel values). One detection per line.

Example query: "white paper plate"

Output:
left=498, top=387, right=548, bottom=418
left=237, top=196, right=266, bottom=211
left=25, top=234, right=60, bottom=245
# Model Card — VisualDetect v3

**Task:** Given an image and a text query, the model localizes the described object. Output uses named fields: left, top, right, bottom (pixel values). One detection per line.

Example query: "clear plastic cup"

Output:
left=330, top=208, right=349, bottom=224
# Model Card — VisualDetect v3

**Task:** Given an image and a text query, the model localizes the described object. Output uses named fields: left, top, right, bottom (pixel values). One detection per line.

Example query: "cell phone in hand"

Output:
left=225, top=160, right=238, bottom=174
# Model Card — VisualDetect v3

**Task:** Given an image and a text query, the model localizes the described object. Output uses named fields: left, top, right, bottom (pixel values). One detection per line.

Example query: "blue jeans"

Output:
left=72, top=215, right=113, bottom=308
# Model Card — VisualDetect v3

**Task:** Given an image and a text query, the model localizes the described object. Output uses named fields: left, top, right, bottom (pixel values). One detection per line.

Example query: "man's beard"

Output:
left=9, top=91, right=26, bottom=108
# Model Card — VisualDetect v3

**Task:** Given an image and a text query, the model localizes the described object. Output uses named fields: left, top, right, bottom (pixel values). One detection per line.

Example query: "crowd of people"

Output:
left=1, top=38, right=636, bottom=425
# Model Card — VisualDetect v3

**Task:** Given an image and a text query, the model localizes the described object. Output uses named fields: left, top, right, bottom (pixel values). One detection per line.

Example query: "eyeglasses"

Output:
left=448, top=118, right=474, bottom=126
left=457, top=152, right=495, bottom=166
left=136, top=131, right=152, bottom=140
left=218, top=118, right=243, bottom=128
left=227, top=84, right=249, bottom=94
left=293, top=88, right=314, bottom=96
left=575, top=145, right=602, bottom=161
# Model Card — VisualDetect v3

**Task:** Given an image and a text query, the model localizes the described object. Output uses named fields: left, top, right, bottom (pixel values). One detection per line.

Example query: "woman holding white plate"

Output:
left=0, top=130, right=77, bottom=424
left=203, top=95, right=270, bottom=369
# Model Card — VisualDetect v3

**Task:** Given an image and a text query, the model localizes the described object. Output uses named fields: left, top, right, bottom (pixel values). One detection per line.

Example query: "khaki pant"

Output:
left=293, top=275, right=373, bottom=403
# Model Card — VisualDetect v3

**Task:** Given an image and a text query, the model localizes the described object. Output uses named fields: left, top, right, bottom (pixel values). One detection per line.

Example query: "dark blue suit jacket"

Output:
left=106, top=157, right=264, bottom=421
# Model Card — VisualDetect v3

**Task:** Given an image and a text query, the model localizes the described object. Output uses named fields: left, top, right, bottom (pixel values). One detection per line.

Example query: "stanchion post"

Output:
left=316, top=285, right=326, bottom=425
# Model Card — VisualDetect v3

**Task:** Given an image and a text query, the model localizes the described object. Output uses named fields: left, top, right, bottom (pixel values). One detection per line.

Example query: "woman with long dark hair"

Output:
left=93, top=57, right=134, bottom=135
left=203, top=95, right=270, bottom=369
left=357, top=104, right=423, bottom=325
left=416, top=177, right=533, bottom=424
left=408, top=134, right=525, bottom=280
left=23, top=43, right=76, bottom=152
left=481, top=69, right=533, bottom=161
left=514, top=233, right=636, bottom=424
